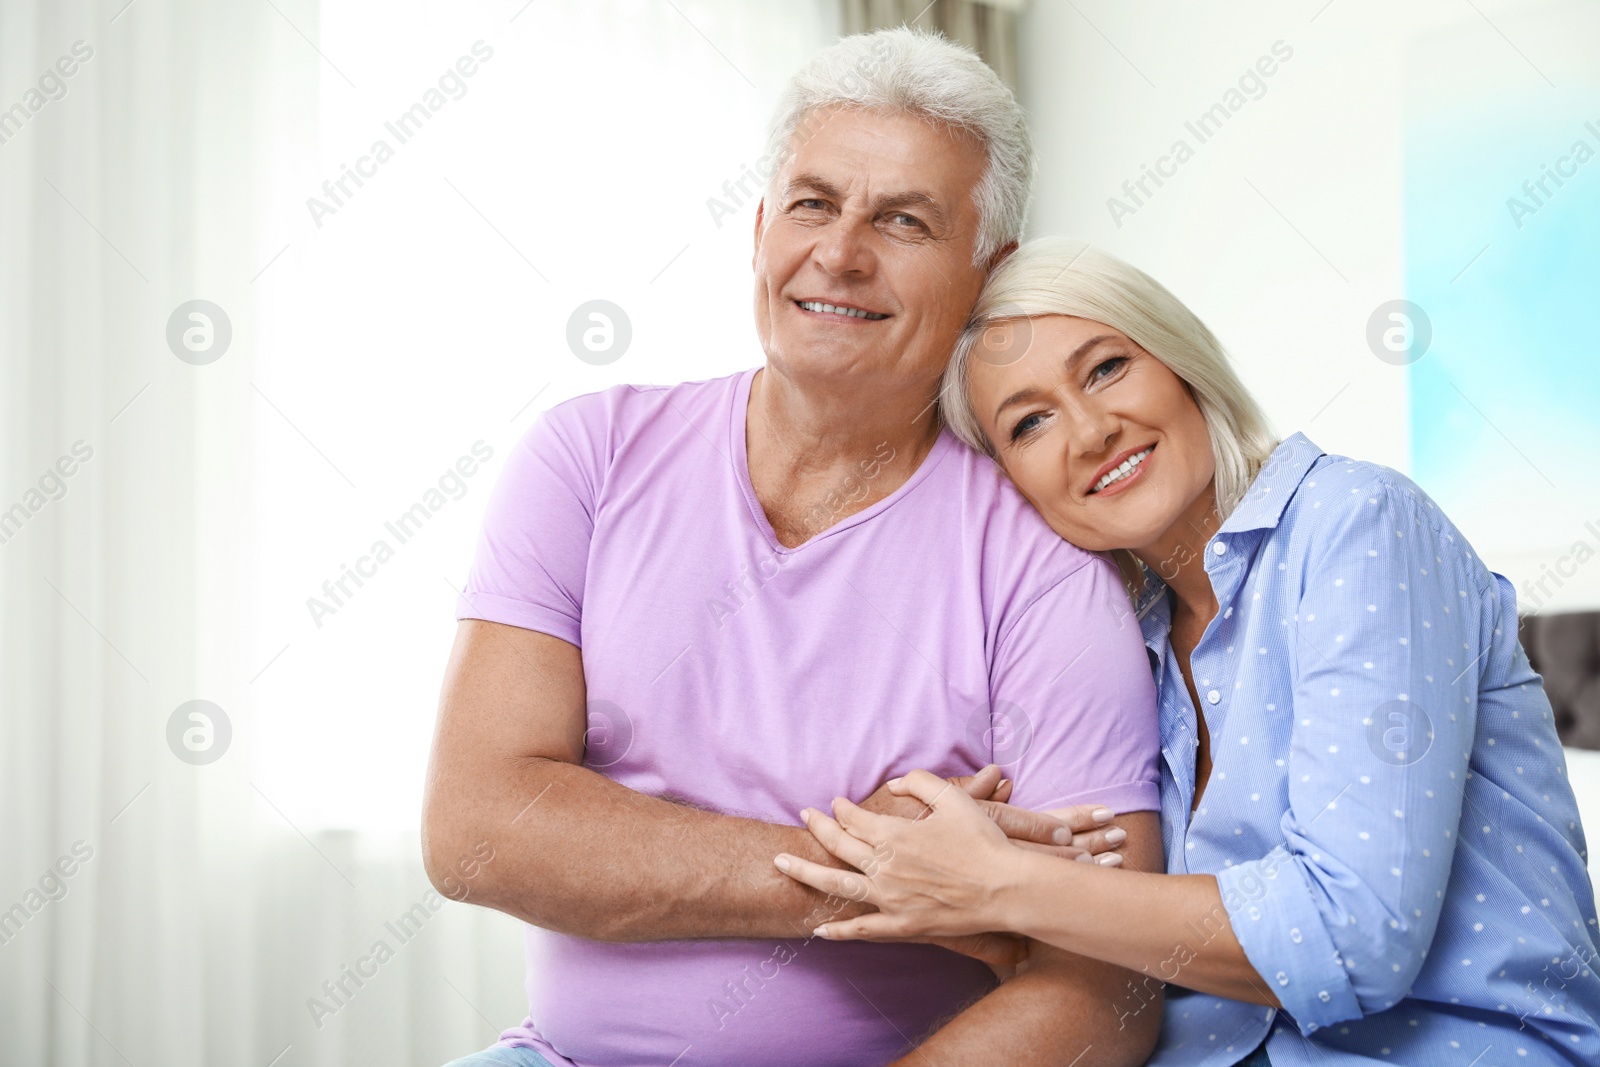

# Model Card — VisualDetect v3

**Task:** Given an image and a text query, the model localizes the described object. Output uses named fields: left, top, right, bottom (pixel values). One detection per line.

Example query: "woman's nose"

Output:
left=1066, top=399, right=1119, bottom=458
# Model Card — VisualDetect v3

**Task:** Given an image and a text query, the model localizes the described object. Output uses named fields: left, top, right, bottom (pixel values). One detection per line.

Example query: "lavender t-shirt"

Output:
left=457, top=368, right=1159, bottom=1067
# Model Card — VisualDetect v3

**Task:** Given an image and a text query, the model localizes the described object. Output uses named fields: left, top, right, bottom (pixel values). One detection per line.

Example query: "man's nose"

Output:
left=813, top=218, right=875, bottom=276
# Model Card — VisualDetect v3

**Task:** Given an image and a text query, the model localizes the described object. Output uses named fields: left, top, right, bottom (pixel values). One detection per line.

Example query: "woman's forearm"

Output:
left=998, top=851, right=1282, bottom=1008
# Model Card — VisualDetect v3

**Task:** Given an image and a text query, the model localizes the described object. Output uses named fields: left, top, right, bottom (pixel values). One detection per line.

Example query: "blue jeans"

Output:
left=1238, top=1040, right=1272, bottom=1067
left=441, top=1048, right=557, bottom=1067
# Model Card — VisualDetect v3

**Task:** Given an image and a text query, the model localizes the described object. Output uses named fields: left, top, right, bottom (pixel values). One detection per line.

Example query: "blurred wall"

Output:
left=1017, top=0, right=1600, bottom=612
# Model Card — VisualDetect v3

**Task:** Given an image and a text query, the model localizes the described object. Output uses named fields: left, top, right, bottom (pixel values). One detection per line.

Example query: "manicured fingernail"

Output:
left=887, top=777, right=903, bottom=789
left=1092, top=807, right=1114, bottom=824
left=997, top=779, right=1010, bottom=791
left=799, top=808, right=811, bottom=824
left=1104, top=827, right=1128, bottom=846
left=1053, top=827, right=1073, bottom=846
left=1075, top=851, right=1095, bottom=863
left=813, top=925, right=834, bottom=939
left=774, top=855, right=791, bottom=873
left=1096, top=853, right=1123, bottom=867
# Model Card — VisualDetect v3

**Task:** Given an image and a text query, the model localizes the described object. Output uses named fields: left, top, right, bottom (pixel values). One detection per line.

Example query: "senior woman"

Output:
left=774, top=238, right=1600, bottom=1065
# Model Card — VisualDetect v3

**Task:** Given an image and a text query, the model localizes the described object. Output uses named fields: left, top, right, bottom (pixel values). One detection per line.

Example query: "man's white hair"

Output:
left=762, top=27, right=1033, bottom=265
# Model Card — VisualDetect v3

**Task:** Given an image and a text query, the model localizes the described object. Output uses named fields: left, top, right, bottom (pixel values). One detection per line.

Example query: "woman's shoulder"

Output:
left=1272, top=443, right=1490, bottom=588
left=1279, top=445, right=1451, bottom=535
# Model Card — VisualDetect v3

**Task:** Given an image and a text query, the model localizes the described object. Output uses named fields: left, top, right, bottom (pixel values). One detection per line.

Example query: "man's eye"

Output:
left=1010, top=412, right=1045, bottom=442
left=888, top=212, right=924, bottom=228
left=792, top=199, right=827, bottom=211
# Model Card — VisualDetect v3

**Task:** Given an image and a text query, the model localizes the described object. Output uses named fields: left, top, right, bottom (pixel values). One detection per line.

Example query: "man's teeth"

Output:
left=1093, top=447, right=1153, bottom=493
left=798, top=300, right=887, bottom=320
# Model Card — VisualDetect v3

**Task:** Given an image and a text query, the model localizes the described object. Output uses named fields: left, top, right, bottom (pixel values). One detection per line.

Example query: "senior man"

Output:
left=425, top=28, right=1162, bottom=1067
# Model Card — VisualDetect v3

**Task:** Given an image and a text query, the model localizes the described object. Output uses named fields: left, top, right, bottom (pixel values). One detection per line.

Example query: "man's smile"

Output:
left=794, top=299, right=891, bottom=321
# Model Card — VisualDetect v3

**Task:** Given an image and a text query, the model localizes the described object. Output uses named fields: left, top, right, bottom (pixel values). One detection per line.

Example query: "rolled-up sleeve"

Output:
left=1216, top=482, right=1490, bottom=1031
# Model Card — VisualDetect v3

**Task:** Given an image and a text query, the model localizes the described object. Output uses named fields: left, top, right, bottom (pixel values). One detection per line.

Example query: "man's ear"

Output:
left=986, top=239, right=1019, bottom=272
left=752, top=199, right=766, bottom=270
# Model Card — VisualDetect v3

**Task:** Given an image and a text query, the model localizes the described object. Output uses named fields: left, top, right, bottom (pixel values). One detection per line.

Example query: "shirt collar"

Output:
left=1215, top=431, right=1325, bottom=536
left=1128, top=432, right=1325, bottom=627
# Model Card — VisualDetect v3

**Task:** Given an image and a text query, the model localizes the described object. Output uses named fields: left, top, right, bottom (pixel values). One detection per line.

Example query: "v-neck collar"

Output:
left=729, top=367, right=956, bottom=554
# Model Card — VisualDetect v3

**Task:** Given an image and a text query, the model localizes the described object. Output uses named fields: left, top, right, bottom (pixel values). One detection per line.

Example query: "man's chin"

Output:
left=766, top=338, right=887, bottom=378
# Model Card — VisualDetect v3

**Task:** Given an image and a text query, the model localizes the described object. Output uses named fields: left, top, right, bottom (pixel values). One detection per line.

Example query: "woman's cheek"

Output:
left=1015, top=457, right=1049, bottom=502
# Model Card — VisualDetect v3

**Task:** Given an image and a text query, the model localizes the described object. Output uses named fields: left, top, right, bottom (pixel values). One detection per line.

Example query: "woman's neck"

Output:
left=1133, top=482, right=1223, bottom=625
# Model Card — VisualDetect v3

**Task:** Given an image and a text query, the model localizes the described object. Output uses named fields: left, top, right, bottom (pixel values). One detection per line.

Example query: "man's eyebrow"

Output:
left=782, top=173, right=844, bottom=200
left=991, top=334, right=1122, bottom=422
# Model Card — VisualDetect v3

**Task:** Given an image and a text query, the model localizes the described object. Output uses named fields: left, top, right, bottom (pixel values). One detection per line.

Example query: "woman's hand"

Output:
left=776, top=768, right=1038, bottom=941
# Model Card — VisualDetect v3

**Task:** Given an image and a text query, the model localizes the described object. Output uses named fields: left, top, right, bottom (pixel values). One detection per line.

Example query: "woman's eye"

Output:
left=1089, top=355, right=1128, bottom=383
left=1010, top=412, right=1045, bottom=442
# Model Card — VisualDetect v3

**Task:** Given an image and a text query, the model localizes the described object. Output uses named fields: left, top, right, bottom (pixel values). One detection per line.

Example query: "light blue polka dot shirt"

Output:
left=1140, top=432, right=1600, bottom=1066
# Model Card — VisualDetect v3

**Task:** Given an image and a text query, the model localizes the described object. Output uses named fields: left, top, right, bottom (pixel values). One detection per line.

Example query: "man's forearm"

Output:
left=892, top=944, right=1161, bottom=1067
left=425, top=755, right=866, bottom=941
left=890, top=814, right=1169, bottom=1067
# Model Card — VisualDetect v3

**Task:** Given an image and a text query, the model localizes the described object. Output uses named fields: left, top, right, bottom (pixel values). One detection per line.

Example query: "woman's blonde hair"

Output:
left=940, top=237, right=1279, bottom=521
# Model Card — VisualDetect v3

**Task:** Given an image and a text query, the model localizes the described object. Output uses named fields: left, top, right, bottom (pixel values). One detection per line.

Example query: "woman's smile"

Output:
left=1087, top=442, right=1156, bottom=497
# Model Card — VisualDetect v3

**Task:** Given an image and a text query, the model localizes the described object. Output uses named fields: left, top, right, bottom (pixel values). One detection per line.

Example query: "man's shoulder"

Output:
left=934, top=436, right=1111, bottom=586
left=541, top=370, right=748, bottom=433
left=515, top=371, right=749, bottom=473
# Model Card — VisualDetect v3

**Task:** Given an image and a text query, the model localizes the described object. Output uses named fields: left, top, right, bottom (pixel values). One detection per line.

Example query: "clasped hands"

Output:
left=777, top=765, right=1127, bottom=972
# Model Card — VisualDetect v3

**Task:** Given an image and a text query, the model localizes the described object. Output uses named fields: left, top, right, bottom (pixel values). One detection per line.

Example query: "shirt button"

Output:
left=1207, top=689, right=1221, bottom=705
left=1213, top=541, right=1227, bottom=556
left=1276, top=971, right=1290, bottom=986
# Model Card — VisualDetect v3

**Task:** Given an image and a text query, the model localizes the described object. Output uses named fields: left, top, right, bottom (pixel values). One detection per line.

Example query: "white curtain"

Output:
left=0, top=1, right=838, bottom=1064
left=843, top=0, right=1022, bottom=87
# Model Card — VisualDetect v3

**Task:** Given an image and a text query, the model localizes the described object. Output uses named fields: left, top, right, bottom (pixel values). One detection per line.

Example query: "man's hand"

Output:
left=870, top=930, right=1032, bottom=977
left=860, top=764, right=1128, bottom=866
left=994, top=803, right=1128, bottom=866
left=857, top=763, right=1012, bottom=821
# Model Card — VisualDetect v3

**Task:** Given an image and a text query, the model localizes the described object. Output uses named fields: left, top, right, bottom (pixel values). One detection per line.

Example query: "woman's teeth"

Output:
left=798, top=300, right=887, bottom=320
left=1092, top=447, right=1153, bottom=493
